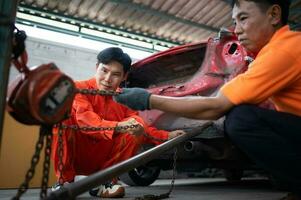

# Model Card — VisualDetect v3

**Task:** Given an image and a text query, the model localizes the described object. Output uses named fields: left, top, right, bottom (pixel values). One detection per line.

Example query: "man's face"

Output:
left=95, top=61, right=125, bottom=91
left=232, top=0, right=277, bottom=53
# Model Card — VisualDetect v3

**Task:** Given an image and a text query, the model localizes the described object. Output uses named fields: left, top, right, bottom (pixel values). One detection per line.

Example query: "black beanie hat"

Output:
left=97, top=47, right=132, bottom=73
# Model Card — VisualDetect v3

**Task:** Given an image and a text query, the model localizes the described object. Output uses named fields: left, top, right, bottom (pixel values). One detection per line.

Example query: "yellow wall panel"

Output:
left=0, top=112, right=56, bottom=188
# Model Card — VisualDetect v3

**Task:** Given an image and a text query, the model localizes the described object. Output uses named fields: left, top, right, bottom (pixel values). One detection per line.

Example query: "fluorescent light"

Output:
left=15, top=23, right=153, bottom=60
left=81, top=28, right=154, bottom=49
left=17, top=12, right=79, bottom=32
left=154, top=45, right=169, bottom=51
left=16, top=23, right=112, bottom=50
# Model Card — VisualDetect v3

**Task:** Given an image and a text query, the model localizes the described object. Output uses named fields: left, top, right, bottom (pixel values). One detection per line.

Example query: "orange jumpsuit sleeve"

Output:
left=73, top=93, right=118, bottom=140
left=144, top=126, right=169, bottom=145
left=221, top=48, right=300, bottom=105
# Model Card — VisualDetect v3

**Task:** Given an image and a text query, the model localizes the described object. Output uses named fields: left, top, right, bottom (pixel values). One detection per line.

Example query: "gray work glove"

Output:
left=114, top=88, right=151, bottom=111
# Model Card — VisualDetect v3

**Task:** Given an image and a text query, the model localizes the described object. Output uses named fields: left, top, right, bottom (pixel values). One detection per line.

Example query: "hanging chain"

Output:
left=40, top=127, right=53, bottom=199
left=168, top=147, right=177, bottom=195
left=55, top=123, right=139, bottom=132
left=76, top=88, right=120, bottom=96
left=134, top=147, right=178, bottom=200
left=12, top=127, right=46, bottom=200
left=135, top=130, right=178, bottom=199
left=57, top=125, right=64, bottom=186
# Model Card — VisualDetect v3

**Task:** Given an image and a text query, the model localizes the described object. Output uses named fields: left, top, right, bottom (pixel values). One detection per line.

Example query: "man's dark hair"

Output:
left=231, top=0, right=291, bottom=25
left=97, top=47, right=132, bottom=74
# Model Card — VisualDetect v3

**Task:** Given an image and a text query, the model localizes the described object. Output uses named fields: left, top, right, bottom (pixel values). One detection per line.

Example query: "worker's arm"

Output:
left=150, top=91, right=233, bottom=120
left=114, top=88, right=234, bottom=120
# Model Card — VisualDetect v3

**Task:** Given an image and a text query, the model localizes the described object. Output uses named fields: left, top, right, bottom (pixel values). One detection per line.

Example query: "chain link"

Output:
left=57, top=125, right=64, bottom=186
left=76, top=88, right=120, bottom=96
left=40, top=127, right=53, bottom=199
left=12, top=128, right=46, bottom=200
left=55, top=123, right=140, bottom=132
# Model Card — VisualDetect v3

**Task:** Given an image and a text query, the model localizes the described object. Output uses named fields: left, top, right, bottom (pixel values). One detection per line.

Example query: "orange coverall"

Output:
left=52, top=78, right=168, bottom=182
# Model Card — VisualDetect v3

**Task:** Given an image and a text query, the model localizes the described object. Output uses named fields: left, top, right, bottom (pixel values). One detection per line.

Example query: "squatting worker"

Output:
left=114, top=1, right=301, bottom=199
left=51, top=47, right=185, bottom=198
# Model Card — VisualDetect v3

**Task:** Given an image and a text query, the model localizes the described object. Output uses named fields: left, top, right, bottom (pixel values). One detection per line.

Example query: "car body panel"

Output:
left=128, top=32, right=251, bottom=131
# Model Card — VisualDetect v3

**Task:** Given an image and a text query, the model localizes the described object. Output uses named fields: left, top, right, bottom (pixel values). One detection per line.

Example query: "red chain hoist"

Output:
left=7, top=28, right=76, bottom=126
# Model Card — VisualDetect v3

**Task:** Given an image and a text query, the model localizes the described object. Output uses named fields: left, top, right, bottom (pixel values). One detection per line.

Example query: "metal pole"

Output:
left=0, top=0, right=18, bottom=152
left=46, top=122, right=213, bottom=200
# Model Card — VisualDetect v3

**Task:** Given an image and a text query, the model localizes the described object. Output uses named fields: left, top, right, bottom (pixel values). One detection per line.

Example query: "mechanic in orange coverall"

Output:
left=51, top=47, right=185, bottom=198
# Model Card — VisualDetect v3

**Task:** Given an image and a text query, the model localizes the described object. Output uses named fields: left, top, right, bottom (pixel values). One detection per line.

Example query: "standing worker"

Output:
left=114, top=1, right=301, bottom=199
left=52, top=47, right=185, bottom=198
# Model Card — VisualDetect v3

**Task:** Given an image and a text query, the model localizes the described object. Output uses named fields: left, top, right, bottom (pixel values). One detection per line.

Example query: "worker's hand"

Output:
left=116, top=118, right=145, bottom=136
left=113, top=88, right=151, bottom=111
left=168, top=130, right=186, bottom=140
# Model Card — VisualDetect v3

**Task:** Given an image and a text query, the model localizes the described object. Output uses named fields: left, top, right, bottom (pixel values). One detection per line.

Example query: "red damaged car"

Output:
left=120, top=30, right=260, bottom=186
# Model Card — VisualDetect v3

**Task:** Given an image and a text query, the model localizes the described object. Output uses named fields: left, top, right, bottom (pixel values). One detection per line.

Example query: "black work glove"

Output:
left=113, top=88, right=151, bottom=111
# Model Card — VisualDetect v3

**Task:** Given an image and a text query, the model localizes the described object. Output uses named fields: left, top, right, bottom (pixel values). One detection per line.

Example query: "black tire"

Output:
left=224, top=169, right=243, bottom=181
left=120, top=166, right=161, bottom=186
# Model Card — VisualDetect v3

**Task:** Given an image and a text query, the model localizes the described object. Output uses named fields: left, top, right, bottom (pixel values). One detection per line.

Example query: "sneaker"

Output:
left=89, top=181, right=125, bottom=198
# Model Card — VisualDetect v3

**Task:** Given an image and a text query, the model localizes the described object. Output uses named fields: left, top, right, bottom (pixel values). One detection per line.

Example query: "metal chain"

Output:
left=136, top=131, right=178, bottom=199
left=40, top=127, right=53, bottom=199
left=76, top=88, right=120, bottom=96
left=167, top=147, right=177, bottom=195
left=57, top=125, right=64, bottom=186
left=54, top=122, right=141, bottom=188
left=12, top=128, right=45, bottom=200
left=54, top=88, right=142, bottom=187
left=56, top=124, right=139, bottom=132
left=134, top=147, right=178, bottom=200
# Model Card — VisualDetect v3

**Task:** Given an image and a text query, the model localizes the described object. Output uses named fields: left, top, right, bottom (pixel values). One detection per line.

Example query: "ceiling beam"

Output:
left=108, top=0, right=220, bottom=32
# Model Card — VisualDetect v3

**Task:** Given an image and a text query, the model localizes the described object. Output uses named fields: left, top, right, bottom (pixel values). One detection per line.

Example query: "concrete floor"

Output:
left=0, top=178, right=286, bottom=200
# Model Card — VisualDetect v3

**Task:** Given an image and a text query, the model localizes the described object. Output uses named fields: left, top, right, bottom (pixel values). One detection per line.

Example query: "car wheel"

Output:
left=120, top=166, right=161, bottom=186
left=224, top=169, right=243, bottom=181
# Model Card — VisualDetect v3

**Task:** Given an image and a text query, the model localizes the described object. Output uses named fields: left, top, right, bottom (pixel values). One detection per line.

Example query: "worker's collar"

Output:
left=269, top=25, right=290, bottom=43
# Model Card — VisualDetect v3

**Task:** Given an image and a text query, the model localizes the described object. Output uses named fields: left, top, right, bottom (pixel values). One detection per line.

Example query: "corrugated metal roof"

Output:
left=19, top=0, right=301, bottom=44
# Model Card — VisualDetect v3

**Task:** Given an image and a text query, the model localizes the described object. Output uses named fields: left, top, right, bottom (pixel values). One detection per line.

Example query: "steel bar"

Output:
left=0, top=0, right=18, bottom=152
left=45, top=122, right=213, bottom=200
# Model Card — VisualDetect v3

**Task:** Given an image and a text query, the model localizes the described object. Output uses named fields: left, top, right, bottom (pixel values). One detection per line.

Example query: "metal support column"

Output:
left=0, top=0, right=18, bottom=151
